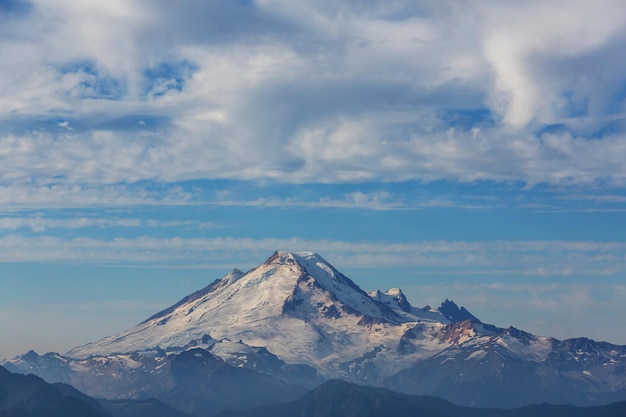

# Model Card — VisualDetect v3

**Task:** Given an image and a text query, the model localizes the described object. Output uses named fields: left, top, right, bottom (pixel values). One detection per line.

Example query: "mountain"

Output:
left=4, top=251, right=626, bottom=413
left=0, top=364, right=195, bottom=417
left=216, top=379, right=626, bottom=417
left=98, top=398, right=195, bottom=417
left=386, top=322, right=626, bottom=408
left=4, top=348, right=306, bottom=417
left=51, top=382, right=110, bottom=416
left=52, top=382, right=193, bottom=417
left=216, top=379, right=447, bottom=417
left=64, top=251, right=453, bottom=382
left=0, top=365, right=108, bottom=417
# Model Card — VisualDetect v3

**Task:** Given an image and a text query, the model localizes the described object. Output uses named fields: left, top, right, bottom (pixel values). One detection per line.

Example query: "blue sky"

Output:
left=1, top=0, right=626, bottom=359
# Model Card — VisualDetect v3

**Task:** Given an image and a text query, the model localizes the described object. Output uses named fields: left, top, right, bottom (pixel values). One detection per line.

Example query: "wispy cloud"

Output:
left=0, top=216, right=220, bottom=232
left=0, top=217, right=141, bottom=232
left=557, top=194, right=626, bottom=203
left=0, top=235, right=623, bottom=279
left=0, top=183, right=196, bottom=209
left=210, top=191, right=405, bottom=210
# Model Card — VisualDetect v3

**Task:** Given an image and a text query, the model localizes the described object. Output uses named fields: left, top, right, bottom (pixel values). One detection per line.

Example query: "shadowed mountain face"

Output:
left=4, top=348, right=306, bottom=417
left=216, top=379, right=626, bottom=417
left=159, top=348, right=308, bottom=416
left=386, top=324, right=626, bottom=408
left=3, top=251, right=626, bottom=413
left=0, top=366, right=107, bottom=417
left=4, top=362, right=625, bottom=417
left=0, top=365, right=203, bottom=417
left=98, top=398, right=195, bottom=417
left=53, top=382, right=193, bottom=417
left=216, top=380, right=447, bottom=417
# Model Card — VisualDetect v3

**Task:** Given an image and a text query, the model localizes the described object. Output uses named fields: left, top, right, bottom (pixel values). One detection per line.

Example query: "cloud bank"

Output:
left=2, top=0, right=626, bottom=196
left=0, top=235, right=623, bottom=281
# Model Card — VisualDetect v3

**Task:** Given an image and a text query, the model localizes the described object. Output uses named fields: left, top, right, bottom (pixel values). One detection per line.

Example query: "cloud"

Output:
left=209, top=189, right=503, bottom=210
left=211, top=190, right=403, bottom=210
left=481, top=0, right=626, bottom=127
left=1, top=0, right=626, bottom=199
left=4, top=122, right=626, bottom=191
left=0, top=183, right=195, bottom=209
left=0, top=216, right=141, bottom=232
left=0, top=235, right=623, bottom=281
left=0, top=216, right=220, bottom=232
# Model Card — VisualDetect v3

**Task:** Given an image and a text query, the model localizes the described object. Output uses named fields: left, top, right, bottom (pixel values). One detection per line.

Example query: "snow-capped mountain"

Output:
left=65, top=251, right=451, bottom=380
left=4, top=251, right=626, bottom=412
left=387, top=320, right=626, bottom=407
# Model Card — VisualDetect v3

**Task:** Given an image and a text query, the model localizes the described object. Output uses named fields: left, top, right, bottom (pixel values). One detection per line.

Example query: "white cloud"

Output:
left=1, top=0, right=626, bottom=197
left=0, top=183, right=195, bottom=209
left=0, top=217, right=141, bottom=232
left=0, top=216, right=219, bottom=232
left=481, top=0, right=626, bottom=126
left=0, top=235, right=623, bottom=281
left=211, top=190, right=403, bottom=210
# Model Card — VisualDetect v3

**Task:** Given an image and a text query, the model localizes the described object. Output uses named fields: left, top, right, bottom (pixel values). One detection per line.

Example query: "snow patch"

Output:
left=495, top=334, right=552, bottom=362
left=466, top=350, right=487, bottom=361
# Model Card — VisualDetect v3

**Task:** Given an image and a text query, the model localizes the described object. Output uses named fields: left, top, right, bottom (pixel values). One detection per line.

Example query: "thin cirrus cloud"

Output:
left=0, top=217, right=141, bottom=232
left=0, top=217, right=219, bottom=232
left=0, top=184, right=196, bottom=210
left=0, top=235, right=623, bottom=279
left=1, top=0, right=626, bottom=192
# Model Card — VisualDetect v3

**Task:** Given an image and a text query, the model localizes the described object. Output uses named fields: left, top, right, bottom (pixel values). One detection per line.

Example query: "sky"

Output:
left=1, top=0, right=626, bottom=360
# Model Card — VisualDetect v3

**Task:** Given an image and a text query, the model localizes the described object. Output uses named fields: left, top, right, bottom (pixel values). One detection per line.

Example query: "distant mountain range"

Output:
left=0, top=365, right=107, bottom=417
left=0, top=364, right=196, bottom=417
left=3, top=366, right=626, bottom=417
left=4, top=251, right=626, bottom=416
left=216, top=379, right=626, bottom=417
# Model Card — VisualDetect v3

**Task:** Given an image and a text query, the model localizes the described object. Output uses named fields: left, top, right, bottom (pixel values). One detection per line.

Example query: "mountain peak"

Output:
left=438, top=299, right=480, bottom=323
left=369, top=288, right=413, bottom=313
left=263, top=251, right=322, bottom=267
left=261, top=251, right=357, bottom=294
left=224, top=268, right=245, bottom=284
left=66, top=250, right=406, bottom=360
left=384, top=288, right=403, bottom=296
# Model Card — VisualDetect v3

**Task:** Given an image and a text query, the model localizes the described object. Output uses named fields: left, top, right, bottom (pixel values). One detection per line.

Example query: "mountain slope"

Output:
left=216, top=379, right=626, bottom=417
left=4, top=348, right=306, bottom=417
left=216, top=379, right=448, bottom=417
left=99, top=398, right=194, bottom=417
left=67, top=251, right=444, bottom=381
left=387, top=321, right=626, bottom=407
left=0, top=366, right=108, bottom=417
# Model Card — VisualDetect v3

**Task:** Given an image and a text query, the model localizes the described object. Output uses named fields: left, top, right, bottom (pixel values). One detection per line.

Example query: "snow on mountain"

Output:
left=66, top=251, right=446, bottom=379
left=368, top=288, right=451, bottom=324
left=388, top=320, right=626, bottom=407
